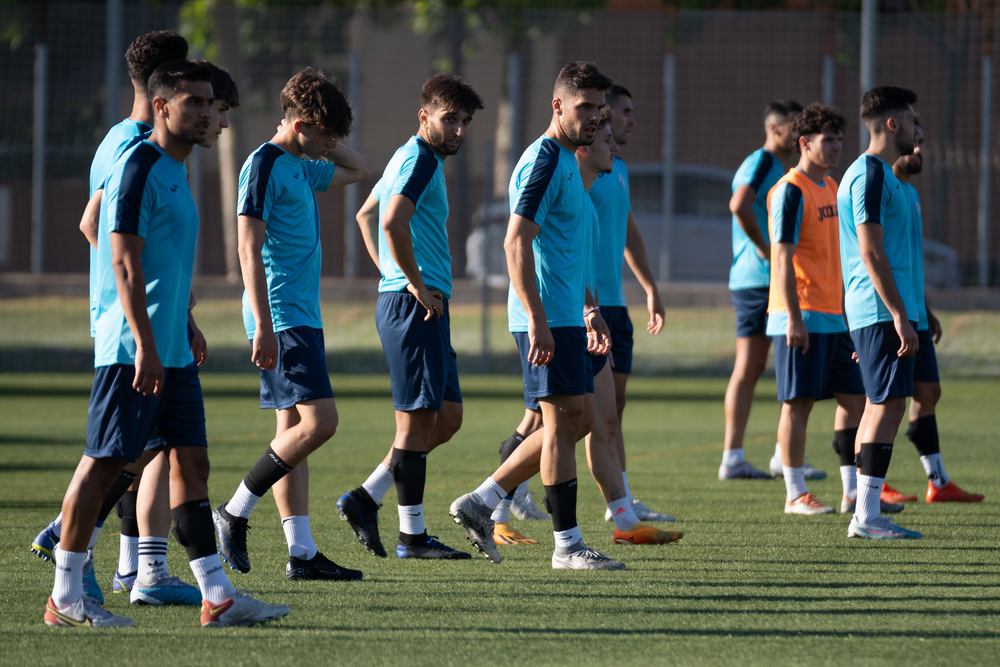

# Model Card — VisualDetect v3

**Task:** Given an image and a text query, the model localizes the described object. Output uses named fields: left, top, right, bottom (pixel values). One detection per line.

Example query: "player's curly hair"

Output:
left=281, top=67, right=353, bottom=139
left=553, top=61, right=613, bottom=99
left=861, top=85, right=917, bottom=130
left=195, top=60, right=240, bottom=109
left=597, top=106, right=615, bottom=129
left=125, top=31, right=189, bottom=89
left=791, top=103, right=846, bottom=141
left=421, top=73, right=484, bottom=115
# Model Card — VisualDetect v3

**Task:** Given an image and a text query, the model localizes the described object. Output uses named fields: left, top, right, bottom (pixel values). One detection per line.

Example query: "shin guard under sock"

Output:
left=906, top=415, right=940, bottom=457
left=97, top=470, right=138, bottom=524
left=171, top=499, right=217, bottom=561
left=542, top=479, right=579, bottom=533
left=831, top=428, right=859, bottom=468
left=390, top=448, right=427, bottom=507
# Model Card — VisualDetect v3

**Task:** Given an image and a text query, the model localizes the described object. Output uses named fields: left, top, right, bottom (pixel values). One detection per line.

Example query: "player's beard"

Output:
left=902, top=154, right=923, bottom=175
left=561, top=116, right=596, bottom=147
left=895, top=128, right=915, bottom=157
left=424, top=123, right=460, bottom=156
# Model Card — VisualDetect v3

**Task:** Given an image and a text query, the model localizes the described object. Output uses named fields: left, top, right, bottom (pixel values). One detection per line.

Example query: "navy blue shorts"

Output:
left=852, top=321, right=917, bottom=403
left=258, top=326, right=335, bottom=410
left=774, top=331, right=865, bottom=401
left=601, top=306, right=634, bottom=375
left=376, top=292, right=461, bottom=412
left=514, top=326, right=590, bottom=410
left=732, top=287, right=769, bottom=338
left=147, top=323, right=199, bottom=451
left=914, top=329, right=940, bottom=383
left=85, top=364, right=207, bottom=463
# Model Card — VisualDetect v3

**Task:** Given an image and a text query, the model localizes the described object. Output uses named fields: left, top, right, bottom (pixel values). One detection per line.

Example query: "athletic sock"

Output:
left=171, top=499, right=219, bottom=562
left=116, top=490, right=139, bottom=575
left=607, top=498, right=640, bottom=531
left=189, top=554, right=235, bottom=605
left=227, top=447, right=294, bottom=519
left=514, top=480, right=530, bottom=496
left=225, top=481, right=263, bottom=520
left=783, top=466, right=807, bottom=501
left=856, top=443, right=893, bottom=523
left=840, top=466, right=858, bottom=500
left=50, top=512, right=63, bottom=540
left=920, top=453, right=950, bottom=488
left=773, top=442, right=782, bottom=460
left=491, top=497, right=512, bottom=523
left=398, top=504, right=425, bottom=536
left=543, top=478, right=578, bottom=533
left=51, top=546, right=87, bottom=608
left=281, top=515, right=318, bottom=560
left=137, top=537, right=168, bottom=584
left=87, top=523, right=103, bottom=551
left=361, top=463, right=393, bottom=505
left=906, top=415, right=941, bottom=456
left=97, top=469, right=138, bottom=525
left=473, top=477, right=507, bottom=511
left=621, top=472, right=633, bottom=505
left=832, top=428, right=859, bottom=467
left=722, top=448, right=745, bottom=467
left=498, top=431, right=526, bottom=463
left=553, top=527, right=584, bottom=553
left=118, top=536, right=139, bottom=576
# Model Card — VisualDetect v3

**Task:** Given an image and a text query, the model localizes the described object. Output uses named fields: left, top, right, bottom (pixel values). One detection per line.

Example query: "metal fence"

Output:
left=1, top=1, right=997, bottom=286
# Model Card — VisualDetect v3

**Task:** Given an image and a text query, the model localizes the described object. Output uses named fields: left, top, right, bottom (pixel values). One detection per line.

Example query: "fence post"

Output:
left=31, top=42, right=48, bottom=274
left=344, top=49, right=361, bottom=279
left=978, top=8, right=996, bottom=287
left=659, top=51, right=675, bottom=283
left=104, top=0, right=122, bottom=130
left=859, top=0, right=877, bottom=151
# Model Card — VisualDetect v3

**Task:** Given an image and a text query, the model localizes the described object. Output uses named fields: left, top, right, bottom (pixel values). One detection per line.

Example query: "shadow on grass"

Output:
left=0, top=463, right=77, bottom=472
left=0, top=435, right=83, bottom=447
left=0, top=500, right=62, bottom=509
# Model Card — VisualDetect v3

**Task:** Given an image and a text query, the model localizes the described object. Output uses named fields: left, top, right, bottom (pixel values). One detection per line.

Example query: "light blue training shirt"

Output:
left=730, top=148, right=784, bottom=290
left=589, top=156, right=630, bottom=307
left=507, top=135, right=592, bottom=332
left=93, top=140, right=199, bottom=369
left=838, top=154, right=918, bottom=331
left=900, top=182, right=928, bottom=330
left=238, top=143, right=336, bottom=339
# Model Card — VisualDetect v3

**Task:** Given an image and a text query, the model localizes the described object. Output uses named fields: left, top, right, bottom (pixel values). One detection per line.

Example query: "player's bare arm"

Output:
left=80, top=189, right=102, bottom=249
left=381, top=193, right=442, bottom=321
left=857, top=222, right=918, bottom=357
left=926, top=303, right=942, bottom=343
left=325, top=141, right=373, bottom=188
left=622, top=211, right=664, bottom=334
left=110, top=231, right=162, bottom=396
left=729, top=185, right=769, bottom=260
left=188, top=306, right=207, bottom=367
left=506, top=213, right=552, bottom=367
left=774, top=241, right=808, bottom=354
left=237, top=214, right=278, bottom=370
left=356, top=191, right=380, bottom=269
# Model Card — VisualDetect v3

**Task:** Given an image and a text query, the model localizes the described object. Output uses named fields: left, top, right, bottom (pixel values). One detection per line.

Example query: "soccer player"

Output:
left=336, top=74, right=484, bottom=561
left=212, top=68, right=373, bottom=580
left=45, top=60, right=289, bottom=627
left=838, top=85, right=922, bottom=540
left=880, top=117, right=984, bottom=505
left=720, top=100, right=812, bottom=481
left=449, top=62, right=625, bottom=571
left=765, top=103, right=866, bottom=516
left=31, top=31, right=190, bottom=605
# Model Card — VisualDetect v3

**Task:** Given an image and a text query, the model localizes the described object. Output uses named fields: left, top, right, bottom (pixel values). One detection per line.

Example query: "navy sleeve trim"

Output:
left=777, top=184, right=802, bottom=244
left=748, top=151, right=775, bottom=193
left=863, top=155, right=884, bottom=225
left=113, top=142, right=161, bottom=235
left=513, top=140, right=561, bottom=222
left=240, top=144, right=284, bottom=219
left=399, top=139, right=439, bottom=205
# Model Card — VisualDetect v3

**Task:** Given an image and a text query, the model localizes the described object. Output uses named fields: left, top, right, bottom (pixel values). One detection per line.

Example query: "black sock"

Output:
left=831, top=428, right=859, bottom=468
left=398, top=531, right=428, bottom=546
left=171, top=499, right=217, bottom=561
left=542, top=478, right=578, bottom=533
left=117, top=490, right=139, bottom=538
left=243, top=446, right=293, bottom=497
left=857, top=443, right=893, bottom=479
left=498, top=431, right=526, bottom=463
left=97, top=470, right=138, bottom=523
left=906, top=415, right=940, bottom=456
left=390, top=448, right=427, bottom=506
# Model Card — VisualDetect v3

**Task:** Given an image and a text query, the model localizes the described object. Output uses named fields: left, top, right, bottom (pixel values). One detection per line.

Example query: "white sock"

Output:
left=920, top=453, right=949, bottom=488
left=491, top=497, right=512, bottom=523
left=607, top=498, right=640, bottom=530
left=398, top=503, right=425, bottom=536
left=87, top=523, right=103, bottom=551
left=783, top=466, right=807, bottom=501
left=622, top=472, right=633, bottom=504
left=553, top=526, right=583, bottom=549
left=118, top=535, right=139, bottom=575
left=840, top=466, right=858, bottom=500
left=722, top=449, right=745, bottom=467
left=515, top=480, right=530, bottom=496
left=51, top=546, right=86, bottom=608
left=225, top=481, right=262, bottom=520
left=473, top=478, right=507, bottom=511
left=137, top=537, right=168, bottom=584
left=361, top=463, right=394, bottom=505
left=281, top=515, right=318, bottom=559
left=189, top=553, right=235, bottom=605
left=50, top=512, right=63, bottom=539
left=856, top=473, right=884, bottom=523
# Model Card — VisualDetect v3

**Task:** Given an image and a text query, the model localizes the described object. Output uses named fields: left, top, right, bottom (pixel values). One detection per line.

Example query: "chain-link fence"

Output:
left=1, top=1, right=997, bottom=285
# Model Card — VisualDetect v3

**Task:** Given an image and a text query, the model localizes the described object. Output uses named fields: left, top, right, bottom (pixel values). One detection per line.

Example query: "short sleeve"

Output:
left=853, top=156, right=886, bottom=226
left=305, top=159, right=337, bottom=193
left=734, top=151, right=775, bottom=194
left=239, top=145, right=283, bottom=221
left=770, top=182, right=803, bottom=245
left=512, top=140, right=562, bottom=226
left=111, top=143, right=160, bottom=238
left=388, top=147, right=438, bottom=205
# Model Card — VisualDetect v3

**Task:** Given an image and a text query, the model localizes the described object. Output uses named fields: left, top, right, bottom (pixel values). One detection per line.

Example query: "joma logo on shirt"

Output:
left=817, top=204, right=837, bottom=222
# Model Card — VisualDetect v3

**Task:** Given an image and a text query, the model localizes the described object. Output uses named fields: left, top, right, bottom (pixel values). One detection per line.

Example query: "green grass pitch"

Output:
left=0, top=372, right=997, bottom=666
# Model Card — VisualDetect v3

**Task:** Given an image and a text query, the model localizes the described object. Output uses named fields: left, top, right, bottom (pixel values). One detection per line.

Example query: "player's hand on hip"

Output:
left=252, top=329, right=279, bottom=371
left=787, top=318, right=809, bottom=354
left=527, top=320, right=554, bottom=367
left=133, top=346, right=163, bottom=396
left=647, top=293, right=664, bottom=335
left=894, top=317, right=919, bottom=358
left=408, top=284, right=444, bottom=321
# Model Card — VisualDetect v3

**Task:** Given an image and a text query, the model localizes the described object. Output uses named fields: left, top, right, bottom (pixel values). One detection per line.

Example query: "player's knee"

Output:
left=309, top=408, right=339, bottom=444
left=914, top=382, right=941, bottom=407
left=438, top=407, right=463, bottom=443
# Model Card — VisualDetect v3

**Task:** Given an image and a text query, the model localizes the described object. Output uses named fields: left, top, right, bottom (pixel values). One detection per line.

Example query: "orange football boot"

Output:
left=881, top=482, right=918, bottom=503
left=926, top=480, right=984, bottom=503
left=613, top=522, right=683, bottom=545
left=493, top=521, right=539, bottom=545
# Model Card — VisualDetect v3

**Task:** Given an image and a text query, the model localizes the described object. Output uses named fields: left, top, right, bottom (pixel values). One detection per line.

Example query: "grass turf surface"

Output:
left=1, top=373, right=998, bottom=666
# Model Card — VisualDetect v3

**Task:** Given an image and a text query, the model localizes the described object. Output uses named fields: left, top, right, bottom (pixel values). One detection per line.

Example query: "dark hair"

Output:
left=281, top=67, right=353, bottom=138
left=913, top=111, right=922, bottom=128
left=125, top=31, right=189, bottom=89
left=195, top=60, right=240, bottom=109
left=597, top=106, right=615, bottom=129
left=861, top=85, right=917, bottom=130
left=764, top=100, right=803, bottom=125
left=606, top=84, right=632, bottom=107
left=553, top=61, right=613, bottom=98
left=421, top=73, right=484, bottom=115
left=147, top=60, right=213, bottom=103
left=791, top=103, right=846, bottom=141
